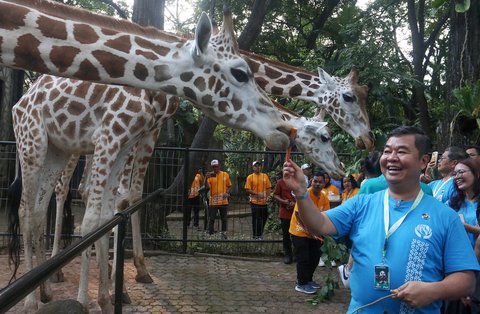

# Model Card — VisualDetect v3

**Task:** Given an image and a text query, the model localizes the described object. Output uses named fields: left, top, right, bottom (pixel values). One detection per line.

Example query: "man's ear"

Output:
left=421, top=154, right=430, bottom=169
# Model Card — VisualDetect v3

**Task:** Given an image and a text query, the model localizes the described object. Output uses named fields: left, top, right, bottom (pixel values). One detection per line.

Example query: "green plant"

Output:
left=308, top=236, right=349, bottom=305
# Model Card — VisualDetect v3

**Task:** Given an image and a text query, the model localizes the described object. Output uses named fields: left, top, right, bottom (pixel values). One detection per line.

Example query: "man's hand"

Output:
left=392, top=281, right=435, bottom=308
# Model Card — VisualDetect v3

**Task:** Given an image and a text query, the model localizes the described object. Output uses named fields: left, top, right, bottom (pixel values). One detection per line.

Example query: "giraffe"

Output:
left=9, top=74, right=340, bottom=310
left=0, top=2, right=344, bottom=311
left=4, top=0, right=373, bottom=149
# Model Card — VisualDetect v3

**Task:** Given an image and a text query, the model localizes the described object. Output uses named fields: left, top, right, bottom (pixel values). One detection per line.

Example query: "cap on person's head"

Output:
left=211, top=159, right=220, bottom=167
left=301, top=163, right=311, bottom=170
left=252, top=160, right=261, bottom=167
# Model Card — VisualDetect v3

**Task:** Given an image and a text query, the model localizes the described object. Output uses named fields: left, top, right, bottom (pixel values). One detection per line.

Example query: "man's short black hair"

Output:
left=387, top=126, right=431, bottom=156
left=466, top=145, right=480, bottom=154
left=444, top=146, right=469, bottom=161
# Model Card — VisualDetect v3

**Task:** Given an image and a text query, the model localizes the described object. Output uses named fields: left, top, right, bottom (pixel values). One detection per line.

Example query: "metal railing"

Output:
left=0, top=186, right=166, bottom=313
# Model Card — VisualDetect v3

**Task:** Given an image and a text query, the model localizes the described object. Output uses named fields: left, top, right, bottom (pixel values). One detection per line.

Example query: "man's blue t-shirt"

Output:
left=326, top=191, right=479, bottom=314
left=447, top=199, right=479, bottom=247
left=428, top=178, right=456, bottom=203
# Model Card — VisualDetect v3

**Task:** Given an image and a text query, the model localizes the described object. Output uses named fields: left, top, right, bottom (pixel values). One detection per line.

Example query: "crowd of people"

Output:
left=183, top=127, right=480, bottom=312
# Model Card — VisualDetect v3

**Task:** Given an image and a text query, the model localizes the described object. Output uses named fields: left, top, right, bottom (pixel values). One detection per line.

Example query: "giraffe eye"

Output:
left=342, top=93, right=356, bottom=102
left=231, top=68, right=249, bottom=83
left=321, top=135, right=329, bottom=143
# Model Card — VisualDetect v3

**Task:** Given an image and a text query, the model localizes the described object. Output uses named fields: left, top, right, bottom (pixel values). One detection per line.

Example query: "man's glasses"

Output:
left=452, top=169, right=471, bottom=177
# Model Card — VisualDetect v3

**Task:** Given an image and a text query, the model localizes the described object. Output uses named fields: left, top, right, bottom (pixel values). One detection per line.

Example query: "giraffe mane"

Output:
left=9, top=0, right=181, bottom=43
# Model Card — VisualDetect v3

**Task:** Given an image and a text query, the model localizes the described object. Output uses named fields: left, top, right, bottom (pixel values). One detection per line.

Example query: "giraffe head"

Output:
left=292, top=118, right=344, bottom=178
left=270, top=100, right=344, bottom=176
left=313, top=67, right=373, bottom=150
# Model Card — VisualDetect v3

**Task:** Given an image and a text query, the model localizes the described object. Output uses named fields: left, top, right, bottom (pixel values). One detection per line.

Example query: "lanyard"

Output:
left=432, top=177, right=451, bottom=198
left=382, top=189, right=424, bottom=260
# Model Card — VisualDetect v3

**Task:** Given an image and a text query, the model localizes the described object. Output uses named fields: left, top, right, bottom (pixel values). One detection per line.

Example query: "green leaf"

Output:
left=432, top=0, right=447, bottom=8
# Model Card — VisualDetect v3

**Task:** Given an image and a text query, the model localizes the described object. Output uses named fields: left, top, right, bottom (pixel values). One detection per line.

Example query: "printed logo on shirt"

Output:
left=414, top=224, right=432, bottom=240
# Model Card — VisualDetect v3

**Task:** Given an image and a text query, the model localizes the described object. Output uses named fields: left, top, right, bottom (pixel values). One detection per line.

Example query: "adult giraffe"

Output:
left=0, top=1, right=343, bottom=311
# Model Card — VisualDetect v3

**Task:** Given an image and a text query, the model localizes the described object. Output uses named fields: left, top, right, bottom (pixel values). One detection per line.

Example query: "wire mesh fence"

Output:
left=0, top=142, right=319, bottom=258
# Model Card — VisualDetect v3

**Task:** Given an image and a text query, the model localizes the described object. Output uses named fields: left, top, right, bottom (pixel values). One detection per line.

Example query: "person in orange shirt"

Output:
left=186, top=168, right=204, bottom=229
left=245, top=161, right=272, bottom=240
left=289, top=172, right=330, bottom=294
left=322, top=172, right=340, bottom=205
left=205, top=159, right=232, bottom=238
left=341, top=175, right=360, bottom=203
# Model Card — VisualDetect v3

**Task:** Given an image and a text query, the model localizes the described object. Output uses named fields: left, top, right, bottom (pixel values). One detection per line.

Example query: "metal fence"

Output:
left=0, top=141, right=321, bottom=257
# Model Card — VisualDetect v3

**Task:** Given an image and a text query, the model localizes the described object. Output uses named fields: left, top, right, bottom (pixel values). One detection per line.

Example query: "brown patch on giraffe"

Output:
left=180, top=72, right=194, bottom=82
left=297, top=73, right=311, bottom=80
left=288, top=84, right=302, bottom=97
left=105, top=87, right=120, bottom=104
left=118, top=112, right=133, bottom=126
left=183, top=87, right=197, bottom=103
left=105, top=35, right=131, bottom=53
left=64, top=121, right=76, bottom=139
left=213, top=64, right=220, bottom=72
left=74, top=59, right=101, bottom=81
left=67, top=101, right=86, bottom=116
left=246, top=59, right=260, bottom=73
left=135, top=37, right=170, bottom=56
left=51, top=46, right=81, bottom=73
left=92, top=50, right=127, bottom=78
left=90, top=84, right=108, bottom=104
left=201, top=95, right=214, bottom=107
left=236, top=114, right=247, bottom=124
left=161, top=85, right=177, bottom=95
left=0, top=4, right=27, bottom=30
left=277, top=75, right=296, bottom=85
left=126, top=100, right=142, bottom=113
left=134, top=63, right=149, bottom=81
left=194, top=77, right=207, bottom=92
left=112, top=121, right=124, bottom=137
left=53, top=96, right=68, bottom=113
left=218, top=101, right=228, bottom=112
left=73, top=83, right=90, bottom=99
left=208, top=76, right=216, bottom=90
left=270, top=86, right=284, bottom=96
left=72, top=24, right=99, bottom=44
left=49, top=89, right=60, bottom=102
left=254, top=77, right=268, bottom=90
left=214, top=80, right=223, bottom=94
left=135, top=49, right=158, bottom=61
left=38, top=16, right=67, bottom=40
left=101, top=28, right=116, bottom=36
left=154, top=65, right=172, bottom=82
left=15, top=34, right=49, bottom=74
left=231, top=96, right=242, bottom=111
left=264, top=66, right=283, bottom=79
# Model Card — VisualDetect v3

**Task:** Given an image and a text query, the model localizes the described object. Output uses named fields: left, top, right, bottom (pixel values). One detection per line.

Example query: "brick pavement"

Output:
left=0, top=253, right=350, bottom=313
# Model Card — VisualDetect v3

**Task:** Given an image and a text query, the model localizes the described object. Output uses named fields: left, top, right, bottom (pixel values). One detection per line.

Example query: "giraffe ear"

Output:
left=318, top=68, right=335, bottom=90
left=347, top=66, right=359, bottom=84
left=313, top=108, right=326, bottom=121
left=194, top=12, right=212, bottom=57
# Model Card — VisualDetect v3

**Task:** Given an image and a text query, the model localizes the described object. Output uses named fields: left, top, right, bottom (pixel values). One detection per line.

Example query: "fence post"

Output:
left=182, top=148, right=189, bottom=253
left=114, top=212, right=128, bottom=314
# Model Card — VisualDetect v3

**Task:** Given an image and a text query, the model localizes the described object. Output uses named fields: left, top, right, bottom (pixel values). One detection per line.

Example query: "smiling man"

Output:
left=282, top=126, right=479, bottom=313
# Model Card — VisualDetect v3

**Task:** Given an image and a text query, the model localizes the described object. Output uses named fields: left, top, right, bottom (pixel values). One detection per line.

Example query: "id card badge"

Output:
left=374, top=264, right=390, bottom=290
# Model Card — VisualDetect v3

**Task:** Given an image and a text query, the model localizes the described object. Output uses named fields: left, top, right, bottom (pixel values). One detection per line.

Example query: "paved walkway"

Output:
left=0, top=253, right=350, bottom=313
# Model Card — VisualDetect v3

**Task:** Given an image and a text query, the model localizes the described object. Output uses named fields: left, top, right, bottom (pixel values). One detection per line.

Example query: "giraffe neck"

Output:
left=0, top=0, right=297, bottom=150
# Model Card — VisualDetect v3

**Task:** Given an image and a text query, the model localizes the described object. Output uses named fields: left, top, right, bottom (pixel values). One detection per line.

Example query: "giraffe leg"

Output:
left=35, top=148, right=70, bottom=303
left=78, top=137, right=131, bottom=312
left=50, top=154, right=79, bottom=283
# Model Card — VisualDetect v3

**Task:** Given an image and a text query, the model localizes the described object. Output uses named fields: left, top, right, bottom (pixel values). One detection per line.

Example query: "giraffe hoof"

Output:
left=135, top=273, right=153, bottom=283
left=50, top=270, right=65, bottom=283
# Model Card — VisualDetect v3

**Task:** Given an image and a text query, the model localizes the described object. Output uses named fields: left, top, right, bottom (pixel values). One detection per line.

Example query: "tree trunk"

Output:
left=445, top=0, right=480, bottom=145
left=133, top=0, right=165, bottom=29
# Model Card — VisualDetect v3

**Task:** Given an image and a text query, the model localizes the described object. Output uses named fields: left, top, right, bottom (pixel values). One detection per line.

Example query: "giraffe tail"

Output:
left=6, top=172, right=22, bottom=284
